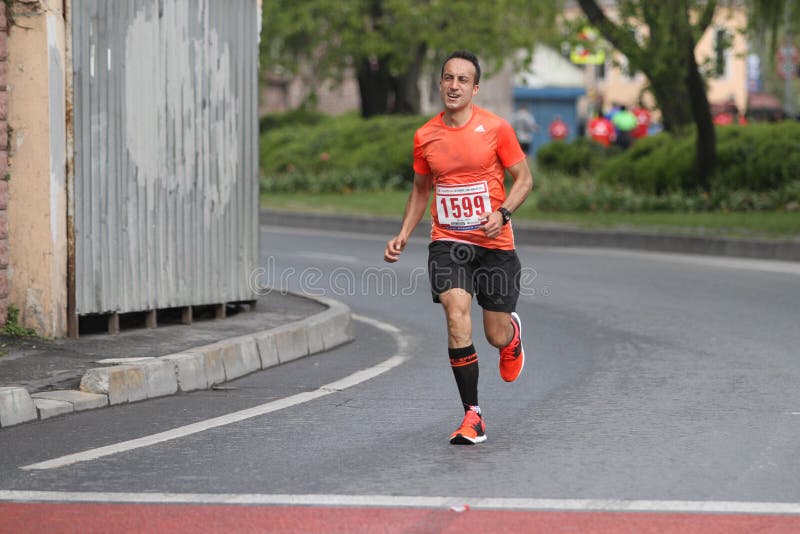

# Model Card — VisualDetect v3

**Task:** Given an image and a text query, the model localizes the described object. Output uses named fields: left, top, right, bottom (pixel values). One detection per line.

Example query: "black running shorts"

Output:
left=427, top=240, right=521, bottom=312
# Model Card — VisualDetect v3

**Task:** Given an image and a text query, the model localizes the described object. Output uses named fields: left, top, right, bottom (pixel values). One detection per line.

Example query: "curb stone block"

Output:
left=31, top=390, right=108, bottom=411
left=272, top=323, right=309, bottom=364
left=160, top=352, right=208, bottom=392
left=141, top=359, right=179, bottom=398
left=222, top=336, right=261, bottom=381
left=306, top=317, right=325, bottom=355
left=196, top=344, right=227, bottom=386
left=254, top=331, right=279, bottom=369
left=33, top=398, right=73, bottom=420
left=308, top=297, right=354, bottom=350
left=80, top=365, right=147, bottom=405
left=308, top=308, right=354, bottom=352
left=0, top=386, right=37, bottom=427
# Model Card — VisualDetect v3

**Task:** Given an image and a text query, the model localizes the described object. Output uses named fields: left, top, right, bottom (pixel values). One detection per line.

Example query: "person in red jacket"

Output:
left=588, top=111, right=614, bottom=147
left=632, top=105, right=651, bottom=140
left=548, top=115, right=568, bottom=141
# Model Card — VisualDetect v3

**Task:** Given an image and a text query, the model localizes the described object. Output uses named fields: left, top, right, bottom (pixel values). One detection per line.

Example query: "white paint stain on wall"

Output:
left=47, top=14, right=65, bottom=249
left=124, top=0, right=237, bottom=217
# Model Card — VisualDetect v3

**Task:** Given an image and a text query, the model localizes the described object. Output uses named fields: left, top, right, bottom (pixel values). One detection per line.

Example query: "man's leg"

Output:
left=483, top=310, right=514, bottom=349
left=439, top=288, right=477, bottom=409
left=484, top=308, right=524, bottom=383
left=475, top=249, right=524, bottom=383
left=439, top=288, right=486, bottom=444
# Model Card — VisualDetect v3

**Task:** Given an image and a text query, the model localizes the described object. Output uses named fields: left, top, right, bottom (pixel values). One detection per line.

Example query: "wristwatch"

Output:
left=498, top=207, right=512, bottom=225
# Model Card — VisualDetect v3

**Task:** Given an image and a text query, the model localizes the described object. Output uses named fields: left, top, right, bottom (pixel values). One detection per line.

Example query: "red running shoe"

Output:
left=499, top=312, right=525, bottom=382
left=449, top=408, right=486, bottom=445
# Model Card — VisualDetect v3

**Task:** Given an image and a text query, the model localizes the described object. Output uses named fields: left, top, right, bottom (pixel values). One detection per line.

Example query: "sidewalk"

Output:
left=0, top=292, right=353, bottom=428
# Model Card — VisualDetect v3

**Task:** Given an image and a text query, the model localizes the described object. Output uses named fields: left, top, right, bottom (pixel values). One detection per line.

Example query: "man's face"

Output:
left=439, top=58, right=479, bottom=112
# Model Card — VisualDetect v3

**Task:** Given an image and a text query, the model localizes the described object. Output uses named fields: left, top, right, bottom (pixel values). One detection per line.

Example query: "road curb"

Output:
left=0, top=295, right=354, bottom=428
left=259, top=209, right=800, bottom=262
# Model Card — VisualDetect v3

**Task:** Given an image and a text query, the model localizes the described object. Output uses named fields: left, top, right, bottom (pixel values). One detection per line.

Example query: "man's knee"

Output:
left=440, top=290, right=472, bottom=344
left=483, top=312, right=512, bottom=348
left=485, top=326, right=509, bottom=348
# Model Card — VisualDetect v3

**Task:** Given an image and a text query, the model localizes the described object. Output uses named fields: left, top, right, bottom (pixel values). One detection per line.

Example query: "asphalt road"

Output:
left=1, top=224, right=800, bottom=531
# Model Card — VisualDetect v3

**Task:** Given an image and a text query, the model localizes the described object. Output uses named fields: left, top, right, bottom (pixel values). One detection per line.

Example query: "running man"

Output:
left=383, top=50, right=533, bottom=445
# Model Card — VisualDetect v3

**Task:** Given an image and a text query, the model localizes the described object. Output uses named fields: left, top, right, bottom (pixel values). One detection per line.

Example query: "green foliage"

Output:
left=261, top=169, right=406, bottom=194
left=261, top=0, right=561, bottom=108
left=260, top=113, right=426, bottom=193
left=713, top=122, right=800, bottom=191
left=2, top=305, right=37, bottom=338
left=534, top=170, right=800, bottom=213
left=260, top=112, right=800, bottom=211
left=596, top=133, right=695, bottom=194
left=595, top=122, right=800, bottom=195
left=259, top=109, right=327, bottom=133
left=536, top=137, right=620, bottom=175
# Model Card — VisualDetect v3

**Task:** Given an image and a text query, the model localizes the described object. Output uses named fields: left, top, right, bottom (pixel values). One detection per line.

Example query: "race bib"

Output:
left=435, top=181, right=491, bottom=231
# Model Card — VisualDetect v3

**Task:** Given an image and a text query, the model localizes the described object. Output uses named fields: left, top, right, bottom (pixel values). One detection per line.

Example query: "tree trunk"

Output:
left=646, top=70, right=694, bottom=133
left=392, top=44, right=427, bottom=114
left=357, top=56, right=392, bottom=118
left=684, top=43, right=716, bottom=191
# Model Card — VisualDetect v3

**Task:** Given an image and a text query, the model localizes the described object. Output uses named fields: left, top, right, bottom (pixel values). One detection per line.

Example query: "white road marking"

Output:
left=0, top=491, right=799, bottom=515
left=20, top=316, right=409, bottom=471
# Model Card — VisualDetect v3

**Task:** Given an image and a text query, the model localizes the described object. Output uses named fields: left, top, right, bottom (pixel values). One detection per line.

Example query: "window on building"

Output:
left=596, top=60, right=606, bottom=80
left=714, top=28, right=731, bottom=79
left=618, top=55, right=638, bottom=81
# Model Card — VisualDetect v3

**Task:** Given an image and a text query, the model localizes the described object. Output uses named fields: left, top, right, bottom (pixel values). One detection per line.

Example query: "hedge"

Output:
left=261, top=112, right=426, bottom=192
left=539, top=121, right=800, bottom=194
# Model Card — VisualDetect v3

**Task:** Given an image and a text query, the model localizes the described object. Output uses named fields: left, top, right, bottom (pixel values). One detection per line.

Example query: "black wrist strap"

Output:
left=498, top=207, right=512, bottom=225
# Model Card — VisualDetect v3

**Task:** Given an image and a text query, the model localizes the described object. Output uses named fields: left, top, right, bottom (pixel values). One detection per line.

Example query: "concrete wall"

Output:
left=0, top=3, right=9, bottom=326
left=6, top=0, right=68, bottom=336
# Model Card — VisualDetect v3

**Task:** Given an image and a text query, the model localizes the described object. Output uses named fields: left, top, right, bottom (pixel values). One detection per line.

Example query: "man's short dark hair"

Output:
left=441, top=50, right=481, bottom=84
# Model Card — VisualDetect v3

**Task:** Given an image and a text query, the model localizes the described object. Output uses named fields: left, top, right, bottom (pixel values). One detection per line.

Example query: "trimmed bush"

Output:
left=259, top=108, right=328, bottom=132
left=261, top=168, right=406, bottom=194
left=536, top=137, right=617, bottom=175
left=595, top=132, right=695, bottom=194
left=534, top=170, right=800, bottom=213
left=259, top=110, right=800, bottom=212
left=261, top=112, right=427, bottom=191
left=595, top=121, right=800, bottom=194
left=713, top=122, right=800, bottom=192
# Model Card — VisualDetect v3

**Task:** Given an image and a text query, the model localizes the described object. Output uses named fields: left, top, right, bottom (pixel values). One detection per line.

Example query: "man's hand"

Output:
left=480, top=211, right=504, bottom=239
left=384, top=235, right=407, bottom=263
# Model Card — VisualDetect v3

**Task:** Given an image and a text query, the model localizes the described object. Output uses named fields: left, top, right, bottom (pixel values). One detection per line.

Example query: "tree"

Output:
left=575, top=0, right=719, bottom=190
left=745, top=1, right=800, bottom=115
left=745, top=0, right=800, bottom=56
left=261, top=0, right=560, bottom=117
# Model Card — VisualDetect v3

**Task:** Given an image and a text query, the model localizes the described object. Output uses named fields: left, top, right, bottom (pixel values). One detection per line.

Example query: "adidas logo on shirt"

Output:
left=474, top=124, right=486, bottom=132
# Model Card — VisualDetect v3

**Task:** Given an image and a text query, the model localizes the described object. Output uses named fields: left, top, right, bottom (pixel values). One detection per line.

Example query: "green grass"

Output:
left=261, top=191, right=800, bottom=239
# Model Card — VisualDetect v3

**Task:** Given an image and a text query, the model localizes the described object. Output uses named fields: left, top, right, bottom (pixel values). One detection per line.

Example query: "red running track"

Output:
left=1, top=503, right=800, bottom=533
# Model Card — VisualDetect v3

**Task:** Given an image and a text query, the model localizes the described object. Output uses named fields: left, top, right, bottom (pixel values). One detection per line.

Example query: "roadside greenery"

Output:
left=261, top=191, right=800, bottom=238
left=261, top=111, right=421, bottom=193
left=2, top=305, right=37, bottom=338
left=261, top=112, right=800, bottom=218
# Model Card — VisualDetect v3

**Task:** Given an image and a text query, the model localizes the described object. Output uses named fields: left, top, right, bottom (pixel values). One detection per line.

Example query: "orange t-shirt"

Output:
left=413, top=106, right=525, bottom=250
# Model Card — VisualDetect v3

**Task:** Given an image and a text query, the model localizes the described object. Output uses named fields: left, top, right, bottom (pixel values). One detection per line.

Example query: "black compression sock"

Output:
left=449, top=344, right=479, bottom=412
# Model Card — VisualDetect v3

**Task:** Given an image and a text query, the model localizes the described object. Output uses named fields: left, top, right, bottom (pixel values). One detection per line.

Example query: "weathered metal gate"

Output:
left=70, top=0, right=259, bottom=327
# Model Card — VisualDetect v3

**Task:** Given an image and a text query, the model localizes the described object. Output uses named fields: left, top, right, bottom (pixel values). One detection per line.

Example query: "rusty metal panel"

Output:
left=72, top=0, right=259, bottom=314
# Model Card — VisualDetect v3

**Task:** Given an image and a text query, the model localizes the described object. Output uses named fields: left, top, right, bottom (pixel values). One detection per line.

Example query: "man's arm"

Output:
left=481, top=160, right=533, bottom=239
left=384, top=172, right=433, bottom=263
